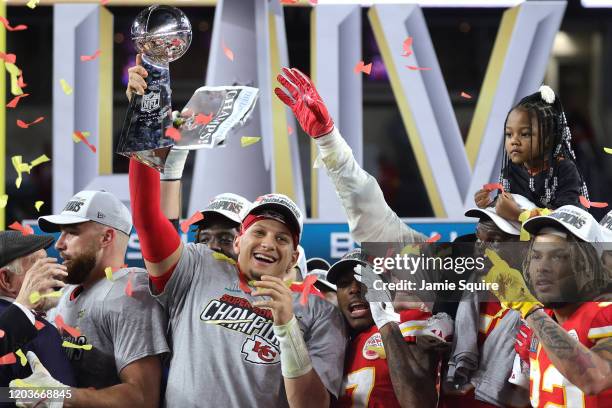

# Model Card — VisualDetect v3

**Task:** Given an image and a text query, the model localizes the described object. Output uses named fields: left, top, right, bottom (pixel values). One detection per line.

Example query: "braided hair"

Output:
left=499, top=86, right=589, bottom=207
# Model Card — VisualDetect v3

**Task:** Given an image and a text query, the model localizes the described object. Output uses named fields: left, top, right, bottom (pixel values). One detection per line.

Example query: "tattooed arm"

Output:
left=526, top=309, right=612, bottom=395
left=379, top=323, right=438, bottom=408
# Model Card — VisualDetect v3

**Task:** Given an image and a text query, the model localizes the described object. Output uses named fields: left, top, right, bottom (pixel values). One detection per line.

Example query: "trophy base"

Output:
left=120, top=146, right=172, bottom=173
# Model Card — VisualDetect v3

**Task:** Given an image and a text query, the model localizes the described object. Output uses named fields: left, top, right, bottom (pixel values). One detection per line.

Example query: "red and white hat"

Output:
left=242, top=193, right=304, bottom=246
left=465, top=194, right=537, bottom=236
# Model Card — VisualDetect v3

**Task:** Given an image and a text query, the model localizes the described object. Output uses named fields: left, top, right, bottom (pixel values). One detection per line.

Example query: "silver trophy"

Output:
left=117, top=5, right=192, bottom=171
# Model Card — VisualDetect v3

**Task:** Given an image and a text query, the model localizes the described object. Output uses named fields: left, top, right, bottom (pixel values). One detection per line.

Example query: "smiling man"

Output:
left=128, top=159, right=347, bottom=407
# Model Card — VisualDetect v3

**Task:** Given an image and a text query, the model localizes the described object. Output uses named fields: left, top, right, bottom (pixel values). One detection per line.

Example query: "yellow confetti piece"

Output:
left=15, top=349, right=27, bottom=367
left=366, top=345, right=386, bottom=359
left=604, top=147, right=612, bottom=155
left=400, top=244, right=420, bottom=256
left=34, top=201, right=44, bottom=211
left=29, top=290, right=63, bottom=305
left=104, top=267, right=113, bottom=281
left=11, top=155, right=31, bottom=189
left=26, top=0, right=40, bottom=9
left=212, top=252, right=236, bottom=265
left=30, top=154, right=50, bottom=168
left=240, top=136, right=261, bottom=148
left=60, top=79, right=73, bottom=95
left=62, top=341, right=92, bottom=351
left=72, top=131, right=90, bottom=143
left=29, top=291, right=41, bottom=305
left=0, top=195, right=7, bottom=209
left=5, top=63, right=23, bottom=96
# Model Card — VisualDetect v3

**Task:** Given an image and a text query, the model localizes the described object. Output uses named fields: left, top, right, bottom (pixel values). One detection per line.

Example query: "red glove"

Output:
left=515, top=323, right=532, bottom=363
left=274, top=67, right=334, bottom=138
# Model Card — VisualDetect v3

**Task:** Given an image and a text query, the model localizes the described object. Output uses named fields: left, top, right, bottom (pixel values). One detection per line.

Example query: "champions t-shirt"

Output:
left=154, top=243, right=347, bottom=407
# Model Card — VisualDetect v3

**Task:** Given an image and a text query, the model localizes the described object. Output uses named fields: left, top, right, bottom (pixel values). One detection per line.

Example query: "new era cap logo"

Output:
left=97, top=212, right=105, bottom=219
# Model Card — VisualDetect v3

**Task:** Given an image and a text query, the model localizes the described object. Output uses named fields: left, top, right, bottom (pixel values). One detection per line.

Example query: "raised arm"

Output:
left=275, top=67, right=425, bottom=244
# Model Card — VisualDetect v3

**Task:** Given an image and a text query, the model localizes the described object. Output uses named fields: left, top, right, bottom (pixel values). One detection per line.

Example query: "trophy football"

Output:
left=117, top=5, right=192, bottom=171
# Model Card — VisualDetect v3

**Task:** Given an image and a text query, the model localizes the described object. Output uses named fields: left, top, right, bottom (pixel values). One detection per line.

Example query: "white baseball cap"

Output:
left=327, top=248, right=372, bottom=285
left=599, top=210, right=612, bottom=242
left=305, top=269, right=337, bottom=292
left=465, top=194, right=537, bottom=236
left=244, top=193, right=304, bottom=242
left=38, top=190, right=132, bottom=236
left=523, top=205, right=603, bottom=243
left=197, top=193, right=251, bottom=226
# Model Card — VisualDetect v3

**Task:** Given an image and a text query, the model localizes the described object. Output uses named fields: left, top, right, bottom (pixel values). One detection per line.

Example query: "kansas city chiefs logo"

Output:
left=362, top=332, right=384, bottom=360
left=241, top=335, right=280, bottom=365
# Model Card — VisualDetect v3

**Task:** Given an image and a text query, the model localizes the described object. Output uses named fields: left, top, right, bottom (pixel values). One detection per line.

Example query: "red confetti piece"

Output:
left=0, top=329, right=4, bottom=338
left=80, top=49, right=101, bottom=62
left=180, top=211, right=204, bottom=234
left=460, top=92, right=472, bottom=99
left=6, top=93, right=29, bottom=108
left=16, top=116, right=44, bottom=129
left=0, top=353, right=16, bottom=365
left=290, top=275, right=324, bottom=305
left=0, top=16, right=27, bottom=32
left=100, top=0, right=109, bottom=5
left=222, top=40, right=234, bottom=62
left=55, top=315, right=81, bottom=338
left=238, top=270, right=252, bottom=294
left=402, top=36, right=413, bottom=57
left=8, top=221, right=34, bottom=236
left=579, top=195, right=608, bottom=209
left=406, top=66, right=431, bottom=71
left=0, top=52, right=16, bottom=64
left=195, top=112, right=213, bottom=125
left=309, top=0, right=318, bottom=4
left=280, top=0, right=298, bottom=3
left=73, top=131, right=97, bottom=153
left=165, top=127, right=181, bottom=141
left=34, top=320, right=45, bottom=331
left=426, top=233, right=441, bottom=243
left=125, top=271, right=135, bottom=297
left=353, top=60, right=372, bottom=75
left=483, top=182, right=505, bottom=193
left=287, top=125, right=293, bottom=135
left=17, top=72, right=26, bottom=89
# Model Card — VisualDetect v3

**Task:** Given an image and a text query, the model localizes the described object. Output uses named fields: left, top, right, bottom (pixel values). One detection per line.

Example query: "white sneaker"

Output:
left=416, top=312, right=454, bottom=350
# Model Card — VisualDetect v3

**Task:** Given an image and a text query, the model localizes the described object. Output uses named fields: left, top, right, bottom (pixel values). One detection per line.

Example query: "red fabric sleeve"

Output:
left=129, top=159, right=181, bottom=263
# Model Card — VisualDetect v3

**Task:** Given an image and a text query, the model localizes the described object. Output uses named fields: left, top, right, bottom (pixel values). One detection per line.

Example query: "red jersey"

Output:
left=529, top=302, right=612, bottom=407
left=334, top=325, right=401, bottom=408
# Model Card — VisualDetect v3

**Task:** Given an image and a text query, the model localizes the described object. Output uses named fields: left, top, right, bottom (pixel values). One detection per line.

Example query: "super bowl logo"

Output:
left=241, top=335, right=280, bottom=365
left=141, top=91, right=161, bottom=113
left=362, top=332, right=383, bottom=360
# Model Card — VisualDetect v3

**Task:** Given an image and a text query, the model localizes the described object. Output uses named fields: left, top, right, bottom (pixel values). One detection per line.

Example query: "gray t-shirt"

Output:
left=49, top=268, right=169, bottom=388
left=154, top=243, right=347, bottom=407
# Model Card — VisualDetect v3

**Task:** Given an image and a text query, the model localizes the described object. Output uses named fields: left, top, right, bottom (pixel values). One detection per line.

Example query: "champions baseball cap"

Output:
left=38, top=190, right=133, bottom=236
left=306, top=257, right=331, bottom=273
left=327, top=248, right=372, bottom=285
left=196, top=193, right=251, bottom=227
left=305, top=269, right=337, bottom=292
left=0, top=231, right=54, bottom=269
left=523, top=205, right=602, bottom=243
left=599, top=210, right=612, bottom=242
left=465, top=194, right=537, bottom=236
left=242, top=193, right=304, bottom=245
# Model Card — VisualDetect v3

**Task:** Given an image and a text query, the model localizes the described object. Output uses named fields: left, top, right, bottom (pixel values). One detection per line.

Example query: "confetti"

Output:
left=289, top=275, right=324, bottom=305
left=62, top=341, right=92, bottom=351
left=80, top=49, right=101, bottom=62
left=402, top=37, right=414, bottom=57
left=0, top=16, right=27, bottom=32
left=73, top=131, right=97, bottom=153
left=6, top=93, right=29, bottom=108
left=125, top=271, right=135, bottom=297
left=180, top=211, right=204, bottom=234
left=8, top=221, right=34, bottom=236
left=100, top=0, right=110, bottom=5
left=15, top=349, right=26, bottom=366
left=17, top=117, right=44, bottom=129
left=579, top=195, right=608, bottom=209
left=483, top=182, right=505, bottom=193
left=72, top=131, right=90, bottom=143
left=426, top=233, right=441, bottom=243
left=30, top=154, right=50, bottom=168
left=460, top=92, right=472, bottom=99
left=26, top=0, right=40, bottom=9
left=0, top=195, right=7, bottom=209
left=212, top=252, right=237, bottom=265
left=238, top=271, right=252, bottom=294
left=241, top=136, right=261, bottom=148
left=165, top=127, right=181, bottom=141
left=5, top=63, right=24, bottom=95
left=0, top=52, right=16, bottom=64
left=60, top=79, right=73, bottom=95
left=30, top=290, right=63, bottom=306
left=55, top=315, right=81, bottom=338
left=366, top=345, right=386, bottom=359
left=17, top=72, right=26, bottom=89
left=12, top=155, right=31, bottom=188
left=34, top=320, right=45, bottom=330
left=105, top=267, right=114, bottom=281
left=406, top=66, right=431, bottom=71
left=34, top=201, right=44, bottom=211
left=222, top=40, right=234, bottom=62
left=280, top=0, right=298, bottom=3
left=604, top=147, right=612, bottom=155
left=195, top=112, right=213, bottom=125
left=287, top=125, right=293, bottom=135
left=353, top=60, right=372, bottom=75
left=309, top=0, right=318, bottom=4
left=0, top=353, right=16, bottom=365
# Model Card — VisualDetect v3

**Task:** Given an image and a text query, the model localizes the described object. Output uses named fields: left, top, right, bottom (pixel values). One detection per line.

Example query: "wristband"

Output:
left=273, top=315, right=312, bottom=378
left=160, top=149, right=189, bottom=181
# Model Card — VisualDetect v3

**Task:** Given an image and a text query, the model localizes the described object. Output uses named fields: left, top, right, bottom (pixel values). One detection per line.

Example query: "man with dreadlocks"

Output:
left=475, top=86, right=589, bottom=221
left=482, top=205, right=612, bottom=407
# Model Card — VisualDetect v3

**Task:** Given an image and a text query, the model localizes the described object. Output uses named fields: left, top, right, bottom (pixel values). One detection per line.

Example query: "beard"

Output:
left=64, top=250, right=97, bottom=285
